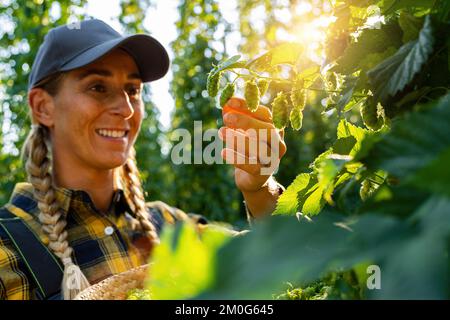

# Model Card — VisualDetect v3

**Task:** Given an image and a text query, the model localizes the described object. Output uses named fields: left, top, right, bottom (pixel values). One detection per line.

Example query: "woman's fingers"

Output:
left=221, top=148, right=279, bottom=177
left=220, top=96, right=287, bottom=175
left=220, top=115, right=287, bottom=159
left=223, top=97, right=272, bottom=123
left=219, top=127, right=278, bottom=165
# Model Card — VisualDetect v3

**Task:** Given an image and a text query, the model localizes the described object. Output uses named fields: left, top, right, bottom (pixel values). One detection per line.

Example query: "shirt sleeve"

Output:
left=145, top=201, right=246, bottom=236
left=0, top=237, right=31, bottom=300
left=244, top=181, right=286, bottom=226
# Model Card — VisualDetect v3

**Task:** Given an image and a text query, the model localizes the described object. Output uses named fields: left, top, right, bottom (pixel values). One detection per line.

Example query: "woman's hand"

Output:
left=219, top=97, right=287, bottom=218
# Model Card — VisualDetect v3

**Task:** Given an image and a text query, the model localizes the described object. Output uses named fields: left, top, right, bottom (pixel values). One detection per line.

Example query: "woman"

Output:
left=0, top=19, right=286, bottom=300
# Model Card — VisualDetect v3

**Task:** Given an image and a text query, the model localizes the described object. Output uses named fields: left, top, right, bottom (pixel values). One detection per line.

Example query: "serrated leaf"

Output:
left=273, top=173, right=324, bottom=216
left=337, top=119, right=367, bottom=140
left=367, top=15, right=434, bottom=102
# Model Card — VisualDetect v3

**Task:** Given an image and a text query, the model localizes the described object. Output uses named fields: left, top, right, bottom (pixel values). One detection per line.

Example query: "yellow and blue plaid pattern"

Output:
left=0, top=182, right=194, bottom=300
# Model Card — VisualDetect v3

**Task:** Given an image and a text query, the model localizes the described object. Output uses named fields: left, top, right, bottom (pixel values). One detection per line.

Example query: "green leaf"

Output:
left=333, top=136, right=357, bottom=155
left=247, top=43, right=303, bottom=71
left=409, top=148, right=450, bottom=197
left=361, top=99, right=384, bottom=131
left=366, top=93, right=450, bottom=179
left=316, top=155, right=351, bottom=204
left=271, top=43, right=304, bottom=65
left=212, top=55, right=242, bottom=74
left=273, top=173, right=324, bottom=216
left=296, top=65, right=320, bottom=82
left=145, top=222, right=231, bottom=299
left=367, top=15, right=434, bottom=102
left=380, top=0, right=436, bottom=14
left=337, top=119, right=369, bottom=156
left=334, top=22, right=402, bottom=74
left=336, top=76, right=357, bottom=113
left=398, top=11, right=423, bottom=43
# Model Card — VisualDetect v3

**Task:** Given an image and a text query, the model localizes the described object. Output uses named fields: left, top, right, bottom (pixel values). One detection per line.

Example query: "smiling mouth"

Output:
left=95, top=129, right=129, bottom=138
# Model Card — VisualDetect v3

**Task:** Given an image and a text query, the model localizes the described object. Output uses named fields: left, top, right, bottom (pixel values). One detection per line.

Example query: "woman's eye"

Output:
left=90, top=84, right=106, bottom=93
left=127, top=86, right=141, bottom=97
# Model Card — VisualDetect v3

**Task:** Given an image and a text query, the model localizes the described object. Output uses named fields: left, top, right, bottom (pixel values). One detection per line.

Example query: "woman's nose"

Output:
left=111, top=90, right=134, bottom=119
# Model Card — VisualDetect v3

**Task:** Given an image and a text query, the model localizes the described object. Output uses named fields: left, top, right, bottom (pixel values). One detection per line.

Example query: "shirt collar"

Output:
left=9, top=182, right=133, bottom=218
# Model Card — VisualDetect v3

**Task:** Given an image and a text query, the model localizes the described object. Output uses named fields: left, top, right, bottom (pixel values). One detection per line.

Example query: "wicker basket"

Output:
left=74, top=264, right=149, bottom=300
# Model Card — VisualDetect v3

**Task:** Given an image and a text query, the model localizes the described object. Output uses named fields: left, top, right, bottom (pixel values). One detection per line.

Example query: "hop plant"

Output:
left=290, top=107, right=303, bottom=130
left=244, top=80, right=260, bottom=112
left=220, top=83, right=235, bottom=107
left=290, top=79, right=307, bottom=111
left=272, top=92, right=290, bottom=129
left=207, top=71, right=221, bottom=98
left=257, top=79, right=270, bottom=96
left=361, top=102, right=384, bottom=131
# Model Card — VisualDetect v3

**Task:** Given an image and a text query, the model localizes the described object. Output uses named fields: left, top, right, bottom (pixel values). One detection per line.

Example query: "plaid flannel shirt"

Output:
left=0, top=182, right=198, bottom=300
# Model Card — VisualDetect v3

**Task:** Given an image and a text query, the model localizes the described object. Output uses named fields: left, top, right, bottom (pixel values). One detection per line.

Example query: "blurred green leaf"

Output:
left=247, top=43, right=303, bottom=71
left=146, top=222, right=231, bottom=299
left=366, top=93, right=450, bottom=179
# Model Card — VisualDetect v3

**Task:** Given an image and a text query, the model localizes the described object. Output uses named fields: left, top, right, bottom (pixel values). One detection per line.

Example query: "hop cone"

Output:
left=257, top=79, right=270, bottom=96
left=245, top=80, right=260, bottom=112
left=220, top=83, right=235, bottom=107
left=290, top=107, right=303, bottom=130
left=207, top=71, right=221, bottom=98
left=272, top=92, right=289, bottom=129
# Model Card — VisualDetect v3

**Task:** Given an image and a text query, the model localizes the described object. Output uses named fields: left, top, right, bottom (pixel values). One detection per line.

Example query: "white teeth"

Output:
left=97, top=129, right=127, bottom=138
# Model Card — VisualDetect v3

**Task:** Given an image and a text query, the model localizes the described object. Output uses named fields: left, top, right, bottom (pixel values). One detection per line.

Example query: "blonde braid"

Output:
left=121, top=147, right=159, bottom=245
left=22, top=124, right=90, bottom=300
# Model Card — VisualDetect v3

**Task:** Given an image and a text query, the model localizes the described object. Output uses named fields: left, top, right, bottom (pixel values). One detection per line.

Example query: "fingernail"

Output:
left=225, top=113, right=236, bottom=123
left=228, top=98, right=240, bottom=108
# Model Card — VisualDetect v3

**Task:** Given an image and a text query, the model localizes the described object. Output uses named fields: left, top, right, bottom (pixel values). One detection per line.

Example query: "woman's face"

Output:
left=49, top=49, right=144, bottom=171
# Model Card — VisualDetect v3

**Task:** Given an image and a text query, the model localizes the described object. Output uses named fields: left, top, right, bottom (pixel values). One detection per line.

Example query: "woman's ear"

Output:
left=28, top=88, right=55, bottom=127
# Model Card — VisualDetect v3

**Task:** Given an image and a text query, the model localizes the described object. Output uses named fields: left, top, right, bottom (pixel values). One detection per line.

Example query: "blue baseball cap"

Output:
left=28, top=19, right=170, bottom=90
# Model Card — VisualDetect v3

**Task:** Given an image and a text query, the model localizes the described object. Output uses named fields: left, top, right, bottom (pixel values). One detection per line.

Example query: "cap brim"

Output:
left=60, top=34, right=170, bottom=82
